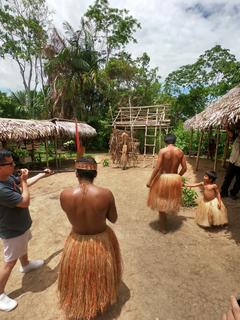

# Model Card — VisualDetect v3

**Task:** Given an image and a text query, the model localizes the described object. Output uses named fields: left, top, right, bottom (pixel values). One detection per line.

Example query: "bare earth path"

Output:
left=1, top=157, right=240, bottom=320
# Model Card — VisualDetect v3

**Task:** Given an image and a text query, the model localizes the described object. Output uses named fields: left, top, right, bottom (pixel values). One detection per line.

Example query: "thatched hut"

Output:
left=51, top=118, right=97, bottom=138
left=0, top=117, right=97, bottom=167
left=0, top=118, right=57, bottom=142
left=184, top=85, right=240, bottom=170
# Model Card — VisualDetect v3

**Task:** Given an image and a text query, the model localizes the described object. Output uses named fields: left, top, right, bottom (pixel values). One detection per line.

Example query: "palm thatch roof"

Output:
left=51, top=119, right=97, bottom=138
left=0, top=118, right=96, bottom=142
left=184, top=85, right=240, bottom=130
left=0, top=118, right=58, bottom=142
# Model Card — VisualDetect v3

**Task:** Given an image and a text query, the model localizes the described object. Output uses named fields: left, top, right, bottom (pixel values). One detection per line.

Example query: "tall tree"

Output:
left=85, top=0, right=141, bottom=62
left=0, top=0, right=51, bottom=116
left=45, top=21, right=100, bottom=119
left=164, top=45, right=240, bottom=123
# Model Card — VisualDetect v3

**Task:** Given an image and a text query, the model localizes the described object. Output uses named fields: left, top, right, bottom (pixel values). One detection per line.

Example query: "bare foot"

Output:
left=159, top=227, right=167, bottom=234
left=159, top=212, right=167, bottom=234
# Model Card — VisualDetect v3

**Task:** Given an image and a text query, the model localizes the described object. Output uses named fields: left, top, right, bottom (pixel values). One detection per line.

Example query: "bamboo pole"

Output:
left=213, top=128, right=220, bottom=171
left=44, top=138, right=49, bottom=167
left=54, top=137, right=58, bottom=168
left=189, top=129, right=193, bottom=157
left=222, top=132, right=229, bottom=168
left=196, top=130, right=204, bottom=171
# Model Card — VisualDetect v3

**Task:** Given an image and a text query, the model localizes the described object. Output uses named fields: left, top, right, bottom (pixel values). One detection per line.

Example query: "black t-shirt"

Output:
left=0, top=175, right=32, bottom=239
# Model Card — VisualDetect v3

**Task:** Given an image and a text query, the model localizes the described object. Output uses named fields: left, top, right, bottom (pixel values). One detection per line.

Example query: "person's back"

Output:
left=147, top=133, right=187, bottom=233
left=58, top=157, right=122, bottom=320
left=60, top=183, right=116, bottom=235
left=160, top=145, right=184, bottom=174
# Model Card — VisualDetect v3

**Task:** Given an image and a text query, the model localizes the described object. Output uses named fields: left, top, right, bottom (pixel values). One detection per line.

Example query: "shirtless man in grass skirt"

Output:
left=58, top=156, right=122, bottom=320
left=147, top=134, right=187, bottom=234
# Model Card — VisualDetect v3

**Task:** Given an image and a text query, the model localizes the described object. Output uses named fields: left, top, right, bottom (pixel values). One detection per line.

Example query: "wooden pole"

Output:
left=222, top=132, right=229, bottom=168
left=54, top=137, right=58, bottom=168
left=213, top=128, right=220, bottom=171
left=196, top=130, right=204, bottom=171
left=189, top=129, right=193, bottom=157
left=45, top=138, right=49, bottom=167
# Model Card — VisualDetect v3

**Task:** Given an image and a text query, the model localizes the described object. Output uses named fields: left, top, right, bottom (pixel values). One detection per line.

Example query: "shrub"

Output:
left=182, top=177, right=198, bottom=207
left=102, top=159, right=110, bottom=167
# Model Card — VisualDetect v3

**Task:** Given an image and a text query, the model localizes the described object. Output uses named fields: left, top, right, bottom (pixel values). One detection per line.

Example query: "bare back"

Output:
left=147, top=144, right=187, bottom=187
left=159, top=145, right=186, bottom=174
left=60, top=182, right=117, bottom=235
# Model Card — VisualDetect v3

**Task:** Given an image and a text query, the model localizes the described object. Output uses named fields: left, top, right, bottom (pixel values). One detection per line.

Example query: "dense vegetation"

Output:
left=0, top=0, right=240, bottom=151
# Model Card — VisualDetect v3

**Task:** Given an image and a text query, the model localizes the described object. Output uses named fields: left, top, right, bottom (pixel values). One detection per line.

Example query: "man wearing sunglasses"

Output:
left=0, top=149, right=51, bottom=311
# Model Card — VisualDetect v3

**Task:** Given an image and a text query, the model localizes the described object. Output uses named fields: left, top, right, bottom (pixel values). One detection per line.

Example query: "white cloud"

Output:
left=1, top=0, right=240, bottom=90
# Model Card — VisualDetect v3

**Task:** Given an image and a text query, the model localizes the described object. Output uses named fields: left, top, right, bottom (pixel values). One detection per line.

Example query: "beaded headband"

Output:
left=75, top=161, right=97, bottom=171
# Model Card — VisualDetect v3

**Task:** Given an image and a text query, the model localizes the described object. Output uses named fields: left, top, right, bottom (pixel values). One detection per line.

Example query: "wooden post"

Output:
left=44, top=138, right=49, bottom=167
left=213, top=128, right=220, bottom=171
left=189, top=129, right=193, bottom=157
left=196, top=130, right=204, bottom=171
left=54, top=137, right=58, bottom=168
left=222, top=132, right=229, bottom=168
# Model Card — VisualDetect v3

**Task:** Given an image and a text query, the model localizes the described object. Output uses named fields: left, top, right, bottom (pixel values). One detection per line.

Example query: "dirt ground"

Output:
left=1, top=155, right=240, bottom=320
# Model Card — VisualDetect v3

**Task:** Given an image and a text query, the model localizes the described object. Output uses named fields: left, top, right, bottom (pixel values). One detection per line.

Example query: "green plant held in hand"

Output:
left=102, top=159, right=109, bottom=167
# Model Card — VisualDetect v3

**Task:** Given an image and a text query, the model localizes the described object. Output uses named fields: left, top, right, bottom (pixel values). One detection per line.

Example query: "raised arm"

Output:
left=106, top=191, right=118, bottom=223
left=179, top=154, right=187, bottom=176
left=146, top=151, right=163, bottom=187
left=185, top=182, right=203, bottom=188
left=27, top=169, right=52, bottom=187
left=16, top=169, right=30, bottom=208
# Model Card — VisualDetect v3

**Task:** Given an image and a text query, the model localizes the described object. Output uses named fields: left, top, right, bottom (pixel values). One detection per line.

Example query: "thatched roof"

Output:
left=184, top=85, right=240, bottom=130
left=51, top=119, right=97, bottom=138
left=0, top=118, right=57, bottom=142
left=0, top=118, right=96, bottom=142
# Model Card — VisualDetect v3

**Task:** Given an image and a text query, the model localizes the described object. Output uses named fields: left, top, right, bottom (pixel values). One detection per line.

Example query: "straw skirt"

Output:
left=147, top=174, right=182, bottom=213
left=195, top=198, right=228, bottom=227
left=58, top=226, right=122, bottom=320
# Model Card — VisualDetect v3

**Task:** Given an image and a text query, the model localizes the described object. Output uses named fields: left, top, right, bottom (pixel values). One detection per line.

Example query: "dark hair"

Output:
left=164, top=134, right=176, bottom=145
left=205, top=170, right=217, bottom=182
left=76, top=156, right=97, bottom=182
left=0, top=149, right=12, bottom=164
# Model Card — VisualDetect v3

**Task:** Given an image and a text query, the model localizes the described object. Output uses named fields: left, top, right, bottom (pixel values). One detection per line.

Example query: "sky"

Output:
left=1, top=0, right=240, bottom=91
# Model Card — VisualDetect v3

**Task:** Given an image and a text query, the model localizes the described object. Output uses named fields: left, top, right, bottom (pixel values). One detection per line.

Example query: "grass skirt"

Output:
left=195, top=198, right=228, bottom=227
left=147, top=174, right=182, bottom=213
left=58, top=226, right=122, bottom=320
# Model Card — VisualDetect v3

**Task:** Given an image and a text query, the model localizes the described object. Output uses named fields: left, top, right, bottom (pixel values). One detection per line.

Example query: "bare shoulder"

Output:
left=97, top=186, right=114, bottom=198
left=60, top=187, right=75, bottom=199
left=175, top=146, right=184, bottom=155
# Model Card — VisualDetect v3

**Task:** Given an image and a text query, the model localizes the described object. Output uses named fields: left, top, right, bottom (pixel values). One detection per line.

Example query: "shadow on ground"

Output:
left=95, top=281, right=130, bottom=320
left=9, top=249, right=62, bottom=299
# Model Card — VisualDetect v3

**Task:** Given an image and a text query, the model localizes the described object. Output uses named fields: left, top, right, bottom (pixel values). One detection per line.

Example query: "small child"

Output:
left=186, top=170, right=228, bottom=227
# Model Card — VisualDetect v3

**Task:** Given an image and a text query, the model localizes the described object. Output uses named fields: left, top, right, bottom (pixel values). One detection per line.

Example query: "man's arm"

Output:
left=27, top=169, right=52, bottom=187
left=60, top=189, right=73, bottom=214
left=106, top=191, right=118, bottom=223
left=146, top=151, right=162, bottom=187
left=179, top=154, right=187, bottom=176
left=16, top=169, right=30, bottom=208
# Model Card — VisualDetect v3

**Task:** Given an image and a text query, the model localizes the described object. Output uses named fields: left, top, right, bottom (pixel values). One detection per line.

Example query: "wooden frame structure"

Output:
left=112, top=105, right=171, bottom=164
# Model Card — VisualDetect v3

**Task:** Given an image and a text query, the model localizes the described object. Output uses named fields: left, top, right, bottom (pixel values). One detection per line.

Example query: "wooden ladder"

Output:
left=143, top=107, right=159, bottom=167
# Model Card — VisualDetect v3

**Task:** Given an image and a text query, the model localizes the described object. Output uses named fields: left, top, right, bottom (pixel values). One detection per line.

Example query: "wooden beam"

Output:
left=189, top=129, right=193, bottom=157
left=222, top=133, right=229, bottom=168
left=45, top=138, right=49, bottom=167
left=196, top=131, right=204, bottom=171
left=213, top=128, right=220, bottom=171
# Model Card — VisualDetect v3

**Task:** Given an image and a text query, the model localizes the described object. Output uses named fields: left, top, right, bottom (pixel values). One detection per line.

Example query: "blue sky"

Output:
left=0, top=0, right=240, bottom=91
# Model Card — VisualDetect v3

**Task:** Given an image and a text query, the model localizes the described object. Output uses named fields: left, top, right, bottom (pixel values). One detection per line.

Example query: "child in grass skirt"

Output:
left=186, top=171, right=228, bottom=227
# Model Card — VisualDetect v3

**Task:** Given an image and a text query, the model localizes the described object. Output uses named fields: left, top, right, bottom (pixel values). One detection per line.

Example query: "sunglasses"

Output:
left=0, top=162, right=15, bottom=167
